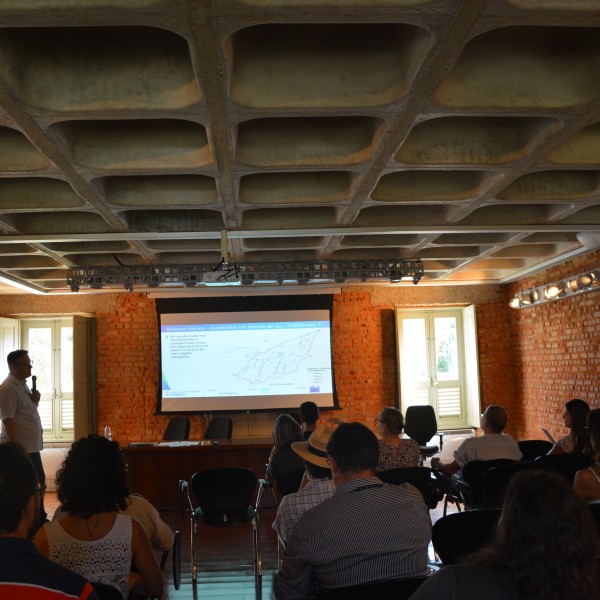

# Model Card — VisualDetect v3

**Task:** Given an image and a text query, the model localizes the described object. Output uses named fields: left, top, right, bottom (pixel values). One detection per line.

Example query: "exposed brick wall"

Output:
left=506, top=249, right=600, bottom=441
left=0, top=251, right=596, bottom=445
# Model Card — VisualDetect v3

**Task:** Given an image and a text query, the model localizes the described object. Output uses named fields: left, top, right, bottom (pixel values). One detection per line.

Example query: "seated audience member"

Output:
left=549, top=398, right=592, bottom=456
left=431, top=405, right=522, bottom=483
left=0, top=442, right=98, bottom=600
left=273, top=427, right=335, bottom=544
left=272, top=422, right=431, bottom=600
left=266, top=414, right=304, bottom=483
left=53, top=491, right=175, bottom=552
left=375, top=407, right=420, bottom=471
left=298, top=401, right=319, bottom=439
left=574, top=408, right=600, bottom=502
left=34, top=435, right=163, bottom=600
left=409, top=470, right=598, bottom=600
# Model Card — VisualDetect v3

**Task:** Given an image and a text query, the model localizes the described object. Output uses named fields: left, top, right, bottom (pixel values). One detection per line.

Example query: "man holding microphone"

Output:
left=0, top=349, right=46, bottom=529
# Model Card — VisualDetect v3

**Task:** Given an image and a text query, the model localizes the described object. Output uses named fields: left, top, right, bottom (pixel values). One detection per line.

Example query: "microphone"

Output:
left=31, top=375, right=37, bottom=392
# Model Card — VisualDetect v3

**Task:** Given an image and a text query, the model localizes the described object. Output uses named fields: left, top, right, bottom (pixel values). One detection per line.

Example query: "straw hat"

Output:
left=291, top=426, right=335, bottom=469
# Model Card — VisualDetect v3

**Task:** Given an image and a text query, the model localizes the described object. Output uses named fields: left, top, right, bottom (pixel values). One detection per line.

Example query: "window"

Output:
left=395, top=306, right=481, bottom=430
left=21, top=318, right=74, bottom=443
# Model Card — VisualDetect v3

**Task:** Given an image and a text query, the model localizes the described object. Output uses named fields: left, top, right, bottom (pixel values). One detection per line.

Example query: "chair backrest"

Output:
left=191, top=467, right=257, bottom=527
left=432, top=508, right=501, bottom=565
left=276, top=468, right=305, bottom=498
left=204, top=416, right=233, bottom=440
left=404, top=405, right=438, bottom=446
left=479, top=461, right=537, bottom=508
left=460, top=458, right=515, bottom=486
left=377, top=466, right=437, bottom=507
left=587, top=502, right=600, bottom=538
left=162, top=416, right=191, bottom=441
left=316, top=574, right=431, bottom=599
left=91, top=582, right=122, bottom=600
left=534, top=452, right=592, bottom=483
left=517, top=439, right=553, bottom=461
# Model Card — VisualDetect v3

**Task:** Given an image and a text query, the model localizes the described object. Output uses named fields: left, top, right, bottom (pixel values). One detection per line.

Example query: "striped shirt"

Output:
left=273, top=477, right=335, bottom=544
left=272, top=476, right=432, bottom=599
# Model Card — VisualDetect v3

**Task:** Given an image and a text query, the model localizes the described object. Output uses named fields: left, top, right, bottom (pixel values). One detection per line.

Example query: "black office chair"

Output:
left=533, top=452, right=592, bottom=484
left=162, top=416, right=191, bottom=441
left=517, top=439, right=553, bottom=461
left=377, top=466, right=443, bottom=509
left=479, top=461, right=537, bottom=509
left=179, top=468, right=261, bottom=590
left=432, top=508, right=501, bottom=565
left=404, top=406, right=444, bottom=464
left=204, top=416, right=233, bottom=439
left=316, top=573, right=432, bottom=599
left=90, top=582, right=122, bottom=600
left=454, top=459, right=515, bottom=509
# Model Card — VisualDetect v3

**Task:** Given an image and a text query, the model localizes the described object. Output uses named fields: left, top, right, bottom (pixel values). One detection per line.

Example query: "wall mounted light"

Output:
left=509, top=269, right=599, bottom=309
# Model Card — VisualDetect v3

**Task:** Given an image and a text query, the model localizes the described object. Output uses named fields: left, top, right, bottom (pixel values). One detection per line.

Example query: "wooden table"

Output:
left=125, top=437, right=273, bottom=510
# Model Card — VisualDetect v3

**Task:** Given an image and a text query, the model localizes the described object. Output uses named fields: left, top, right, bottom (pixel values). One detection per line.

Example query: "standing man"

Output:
left=0, top=349, right=46, bottom=527
left=273, top=422, right=431, bottom=599
left=0, top=442, right=97, bottom=599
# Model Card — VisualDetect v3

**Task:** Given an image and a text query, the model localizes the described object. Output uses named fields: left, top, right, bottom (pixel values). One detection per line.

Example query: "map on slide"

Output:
left=232, top=330, right=320, bottom=385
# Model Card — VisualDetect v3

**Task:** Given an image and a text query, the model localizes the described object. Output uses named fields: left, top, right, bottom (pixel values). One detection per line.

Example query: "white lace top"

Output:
left=44, top=513, right=132, bottom=599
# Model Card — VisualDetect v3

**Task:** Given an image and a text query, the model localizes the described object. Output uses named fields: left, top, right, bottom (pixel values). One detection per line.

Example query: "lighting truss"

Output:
left=66, top=259, right=425, bottom=292
left=509, top=268, right=600, bottom=309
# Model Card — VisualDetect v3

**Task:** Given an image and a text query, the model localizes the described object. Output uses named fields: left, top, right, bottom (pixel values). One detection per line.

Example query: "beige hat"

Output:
left=291, top=426, right=335, bottom=469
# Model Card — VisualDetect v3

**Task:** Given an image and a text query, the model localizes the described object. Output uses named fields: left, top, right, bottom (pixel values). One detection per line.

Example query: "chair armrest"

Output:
left=437, top=432, right=445, bottom=450
left=179, top=479, right=194, bottom=517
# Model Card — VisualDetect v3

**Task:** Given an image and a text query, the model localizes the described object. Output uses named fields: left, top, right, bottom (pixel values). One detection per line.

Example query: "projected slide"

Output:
left=159, top=309, right=335, bottom=412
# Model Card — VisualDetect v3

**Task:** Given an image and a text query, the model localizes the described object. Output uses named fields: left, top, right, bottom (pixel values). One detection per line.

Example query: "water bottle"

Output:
left=104, top=425, right=112, bottom=441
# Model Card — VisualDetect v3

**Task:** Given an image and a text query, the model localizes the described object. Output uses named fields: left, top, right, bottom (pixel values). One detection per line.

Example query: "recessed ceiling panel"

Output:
left=0, top=27, right=200, bottom=111
left=236, top=117, right=386, bottom=167
left=229, top=24, right=432, bottom=108
left=395, top=117, right=557, bottom=165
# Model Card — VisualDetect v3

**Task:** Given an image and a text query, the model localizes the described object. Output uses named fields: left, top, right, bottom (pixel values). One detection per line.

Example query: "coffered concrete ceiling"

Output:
left=0, top=0, right=599, bottom=293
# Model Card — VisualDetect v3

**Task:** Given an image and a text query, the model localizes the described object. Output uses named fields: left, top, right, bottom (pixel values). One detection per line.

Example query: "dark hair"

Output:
left=304, top=460, right=331, bottom=480
left=7, top=349, right=29, bottom=365
left=299, top=401, right=319, bottom=426
left=483, top=405, right=507, bottom=433
left=473, top=470, right=598, bottom=599
left=0, top=442, right=38, bottom=534
left=272, top=414, right=303, bottom=449
left=587, top=408, right=600, bottom=462
left=565, top=398, right=592, bottom=455
left=326, top=422, right=378, bottom=473
left=379, top=407, right=404, bottom=435
left=57, top=434, right=129, bottom=518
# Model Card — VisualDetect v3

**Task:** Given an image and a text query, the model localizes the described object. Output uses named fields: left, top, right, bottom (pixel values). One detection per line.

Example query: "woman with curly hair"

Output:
left=34, top=435, right=163, bottom=599
left=549, top=398, right=593, bottom=456
left=409, top=469, right=598, bottom=600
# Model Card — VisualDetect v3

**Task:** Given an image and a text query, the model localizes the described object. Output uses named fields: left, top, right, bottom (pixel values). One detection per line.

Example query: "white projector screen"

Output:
left=156, top=296, right=338, bottom=414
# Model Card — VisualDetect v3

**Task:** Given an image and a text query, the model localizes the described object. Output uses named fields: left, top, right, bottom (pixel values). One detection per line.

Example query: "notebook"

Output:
left=541, top=428, right=556, bottom=445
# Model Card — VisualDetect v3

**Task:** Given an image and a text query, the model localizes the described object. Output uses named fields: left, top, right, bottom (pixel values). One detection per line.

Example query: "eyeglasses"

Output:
left=12, top=361, right=33, bottom=367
